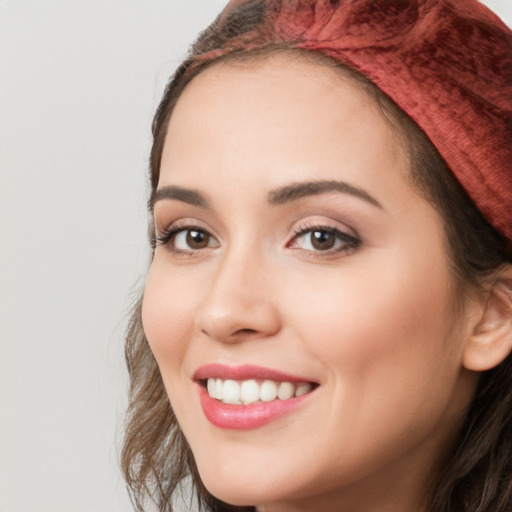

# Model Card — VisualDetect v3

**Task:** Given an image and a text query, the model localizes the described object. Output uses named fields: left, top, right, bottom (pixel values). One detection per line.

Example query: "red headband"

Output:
left=198, top=0, right=512, bottom=242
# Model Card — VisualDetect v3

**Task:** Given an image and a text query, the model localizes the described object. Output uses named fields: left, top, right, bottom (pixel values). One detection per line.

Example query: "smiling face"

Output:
left=142, top=54, right=479, bottom=511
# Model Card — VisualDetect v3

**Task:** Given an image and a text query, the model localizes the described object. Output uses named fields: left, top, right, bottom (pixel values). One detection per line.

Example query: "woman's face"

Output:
left=142, top=55, right=478, bottom=510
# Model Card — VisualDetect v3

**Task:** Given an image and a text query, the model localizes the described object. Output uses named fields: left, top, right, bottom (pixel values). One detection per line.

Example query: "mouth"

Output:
left=203, top=377, right=316, bottom=405
left=193, top=364, right=319, bottom=429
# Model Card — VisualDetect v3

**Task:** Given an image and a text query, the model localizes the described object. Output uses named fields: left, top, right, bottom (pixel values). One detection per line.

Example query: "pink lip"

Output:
left=197, top=385, right=313, bottom=430
left=193, top=364, right=317, bottom=430
left=193, top=363, right=315, bottom=383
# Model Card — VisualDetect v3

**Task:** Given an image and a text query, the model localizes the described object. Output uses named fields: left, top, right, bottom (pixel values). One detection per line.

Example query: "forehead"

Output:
left=160, top=52, right=408, bottom=197
left=168, top=52, right=389, bottom=138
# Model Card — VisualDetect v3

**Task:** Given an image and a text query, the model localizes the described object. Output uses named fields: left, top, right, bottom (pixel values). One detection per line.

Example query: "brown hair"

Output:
left=121, top=2, right=512, bottom=511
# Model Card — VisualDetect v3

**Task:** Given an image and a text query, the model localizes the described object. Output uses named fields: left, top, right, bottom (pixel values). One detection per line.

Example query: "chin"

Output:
left=201, top=478, right=263, bottom=507
left=197, top=461, right=297, bottom=507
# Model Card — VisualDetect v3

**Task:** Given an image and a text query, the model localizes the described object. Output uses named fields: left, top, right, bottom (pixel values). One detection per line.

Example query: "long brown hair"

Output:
left=121, top=2, right=512, bottom=510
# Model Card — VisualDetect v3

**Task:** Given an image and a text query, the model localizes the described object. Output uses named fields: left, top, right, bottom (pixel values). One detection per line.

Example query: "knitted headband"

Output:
left=186, top=0, right=512, bottom=243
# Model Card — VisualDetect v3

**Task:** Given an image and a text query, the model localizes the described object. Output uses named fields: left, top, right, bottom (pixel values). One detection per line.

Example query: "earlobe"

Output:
left=463, top=268, right=512, bottom=372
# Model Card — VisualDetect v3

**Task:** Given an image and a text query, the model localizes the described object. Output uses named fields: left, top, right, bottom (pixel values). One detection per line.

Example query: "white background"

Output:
left=0, top=1, right=510, bottom=511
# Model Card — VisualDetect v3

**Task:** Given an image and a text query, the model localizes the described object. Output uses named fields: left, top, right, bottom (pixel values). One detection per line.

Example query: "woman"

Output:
left=121, top=1, right=512, bottom=511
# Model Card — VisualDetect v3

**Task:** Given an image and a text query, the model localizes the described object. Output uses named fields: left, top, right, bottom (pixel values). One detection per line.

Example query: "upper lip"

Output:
left=193, top=363, right=317, bottom=384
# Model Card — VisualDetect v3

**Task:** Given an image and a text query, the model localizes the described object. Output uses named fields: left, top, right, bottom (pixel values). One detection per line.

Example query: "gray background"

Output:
left=0, top=1, right=510, bottom=511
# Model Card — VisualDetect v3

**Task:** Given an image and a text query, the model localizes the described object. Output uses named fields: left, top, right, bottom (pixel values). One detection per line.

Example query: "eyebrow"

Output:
left=268, top=180, right=383, bottom=208
left=149, top=179, right=382, bottom=212
left=149, top=185, right=210, bottom=211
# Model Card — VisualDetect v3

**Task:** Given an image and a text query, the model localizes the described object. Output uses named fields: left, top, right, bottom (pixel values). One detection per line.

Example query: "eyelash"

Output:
left=155, top=222, right=212, bottom=254
left=155, top=221, right=361, bottom=257
left=156, top=223, right=187, bottom=246
left=289, top=223, right=361, bottom=256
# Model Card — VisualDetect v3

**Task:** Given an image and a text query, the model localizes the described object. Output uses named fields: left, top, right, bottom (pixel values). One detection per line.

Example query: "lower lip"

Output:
left=198, top=385, right=314, bottom=430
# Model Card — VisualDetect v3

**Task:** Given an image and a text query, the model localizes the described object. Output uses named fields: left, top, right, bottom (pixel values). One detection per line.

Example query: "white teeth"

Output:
left=240, top=379, right=260, bottom=404
left=214, top=378, right=223, bottom=400
left=223, top=379, right=240, bottom=403
left=277, top=381, right=295, bottom=400
left=206, top=378, right=314, bottom=404
left=260, top=380, right=277, bottom=402
left=207, top=378, right=215, bottom=398
left=295, top=383, right=313, bottom=397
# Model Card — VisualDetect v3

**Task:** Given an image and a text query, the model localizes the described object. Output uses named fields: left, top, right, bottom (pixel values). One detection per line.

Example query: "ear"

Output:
left=463, top=265, right=512, bottom=372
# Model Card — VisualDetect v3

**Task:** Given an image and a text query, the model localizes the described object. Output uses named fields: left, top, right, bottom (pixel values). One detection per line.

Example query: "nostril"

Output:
left=200, top=327, right=258, bottom=340
left=235, top=328, right=258, bottom=335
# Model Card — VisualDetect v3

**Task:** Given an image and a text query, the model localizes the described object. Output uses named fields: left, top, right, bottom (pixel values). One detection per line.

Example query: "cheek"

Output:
left=284, top=248, right=462, bottom=416
left=272, top=254, right=467, bottom=481
left=141, top=260, right=199, bottom=369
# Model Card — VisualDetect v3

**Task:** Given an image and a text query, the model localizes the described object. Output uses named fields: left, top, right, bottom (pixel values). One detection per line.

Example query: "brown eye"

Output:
left=291, top=226, right=361, bottom=254
left=186, top=230, right=209, bottom=249
left=310, top=230, right=336, bottom=250
left=166, top=228, right=219, bottom=251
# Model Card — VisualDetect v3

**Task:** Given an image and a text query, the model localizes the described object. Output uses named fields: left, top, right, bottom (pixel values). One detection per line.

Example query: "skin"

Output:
left=142, top=54, right=481, bottom=511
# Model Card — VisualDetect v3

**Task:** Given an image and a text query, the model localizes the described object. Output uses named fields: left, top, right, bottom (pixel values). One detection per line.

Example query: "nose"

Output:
left=195, top=251, right=281, bottom=344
